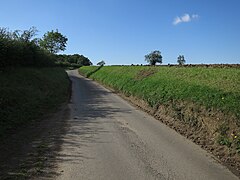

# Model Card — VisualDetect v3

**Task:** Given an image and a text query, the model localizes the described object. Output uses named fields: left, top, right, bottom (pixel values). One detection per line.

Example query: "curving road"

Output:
left=55, top=70, right=238, bottom=180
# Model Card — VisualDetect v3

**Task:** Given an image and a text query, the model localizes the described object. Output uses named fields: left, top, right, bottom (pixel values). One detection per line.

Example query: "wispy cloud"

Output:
left=173, top=14, right=199, bottom=25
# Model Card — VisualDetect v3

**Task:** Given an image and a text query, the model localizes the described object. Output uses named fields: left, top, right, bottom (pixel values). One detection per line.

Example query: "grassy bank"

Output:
left=0, top=67, right=70, bottom=137
left=79, top=65, right=240, bottom=153
left=80, top=66, right=240, bottom=118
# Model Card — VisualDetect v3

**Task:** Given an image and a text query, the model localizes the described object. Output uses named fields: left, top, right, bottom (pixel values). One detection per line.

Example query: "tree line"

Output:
left=55, top=54, right=92, bottom=68
left=0, top=27, right=92, bottom=68
left=0, top=27, right=187, bottom=68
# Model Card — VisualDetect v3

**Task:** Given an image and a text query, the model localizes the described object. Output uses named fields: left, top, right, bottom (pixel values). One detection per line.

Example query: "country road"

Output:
left=55, top=70, right=238, bottom=180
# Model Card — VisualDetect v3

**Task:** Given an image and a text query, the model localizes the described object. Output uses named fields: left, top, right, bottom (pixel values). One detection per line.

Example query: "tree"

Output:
left=97, top=60, right=105, bottom=66
left=14, top=27, right=38, bottom=43
left=145, top=50, right=162, bottom=65
left=177, top=55, right=186, bottom=65
left=39, top=30, right=68, bottom=54
left=0, top=27, right=39, bottom=44
left=55, top=54, right=92, bottom=67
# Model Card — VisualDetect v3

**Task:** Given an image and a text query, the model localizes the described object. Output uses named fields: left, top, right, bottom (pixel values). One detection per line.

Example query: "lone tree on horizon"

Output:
left=177, top=55, right=186, bottom=65
left=145, top=50, right=162, bottom=65
left=97, top=60, right=106, bottom=66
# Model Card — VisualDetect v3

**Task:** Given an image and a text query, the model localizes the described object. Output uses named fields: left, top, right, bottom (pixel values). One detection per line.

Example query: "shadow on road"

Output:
left=0, top=71, right=132, bottom=179
left=37, top=71, right=132, bottom=178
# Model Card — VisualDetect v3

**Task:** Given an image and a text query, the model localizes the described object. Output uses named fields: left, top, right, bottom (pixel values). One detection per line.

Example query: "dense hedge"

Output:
left=0, top=37, right=55, bottom=68
left=0, top=28, right=94, bottom=68
left=0, top=27, right=56, bottom=68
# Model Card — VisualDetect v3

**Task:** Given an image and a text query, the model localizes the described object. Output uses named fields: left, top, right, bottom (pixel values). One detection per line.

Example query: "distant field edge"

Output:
left=79, top=65, right=240, bottom=177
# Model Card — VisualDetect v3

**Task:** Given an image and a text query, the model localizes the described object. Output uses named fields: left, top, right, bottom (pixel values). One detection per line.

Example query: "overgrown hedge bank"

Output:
left=0, top=36, right=55, bottom=68
left=0, top=27, right=57, bottom=68
left=0, top=67, right=70, bottom=137
left=0, top=28, right=72, bottom=138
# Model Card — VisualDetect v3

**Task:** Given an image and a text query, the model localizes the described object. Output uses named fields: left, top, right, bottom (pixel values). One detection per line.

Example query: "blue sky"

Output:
left=1, top=0, right=240, bottom=65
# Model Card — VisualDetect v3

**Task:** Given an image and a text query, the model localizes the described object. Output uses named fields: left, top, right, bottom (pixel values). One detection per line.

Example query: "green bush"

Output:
left=0, top=27, right=55, bottom=68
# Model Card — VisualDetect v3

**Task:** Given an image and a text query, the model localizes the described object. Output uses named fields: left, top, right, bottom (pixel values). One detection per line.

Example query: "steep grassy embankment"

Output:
left=79, top=65, right=240, bottom=159
left=0, top=67, right=70, bottom=137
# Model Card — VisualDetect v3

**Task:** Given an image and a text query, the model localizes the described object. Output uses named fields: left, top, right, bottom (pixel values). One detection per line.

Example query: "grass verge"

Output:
left=80, top=66, right=239, bottom=119
left=0, top=67, right=70, bottom=138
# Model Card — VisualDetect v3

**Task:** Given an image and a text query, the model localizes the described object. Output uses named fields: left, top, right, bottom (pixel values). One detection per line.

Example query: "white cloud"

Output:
left=181, top=14, right=191, bottom=22
left=173, top=13, right=199, bottom=25
left=173, top=17, right=182, bottom=25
